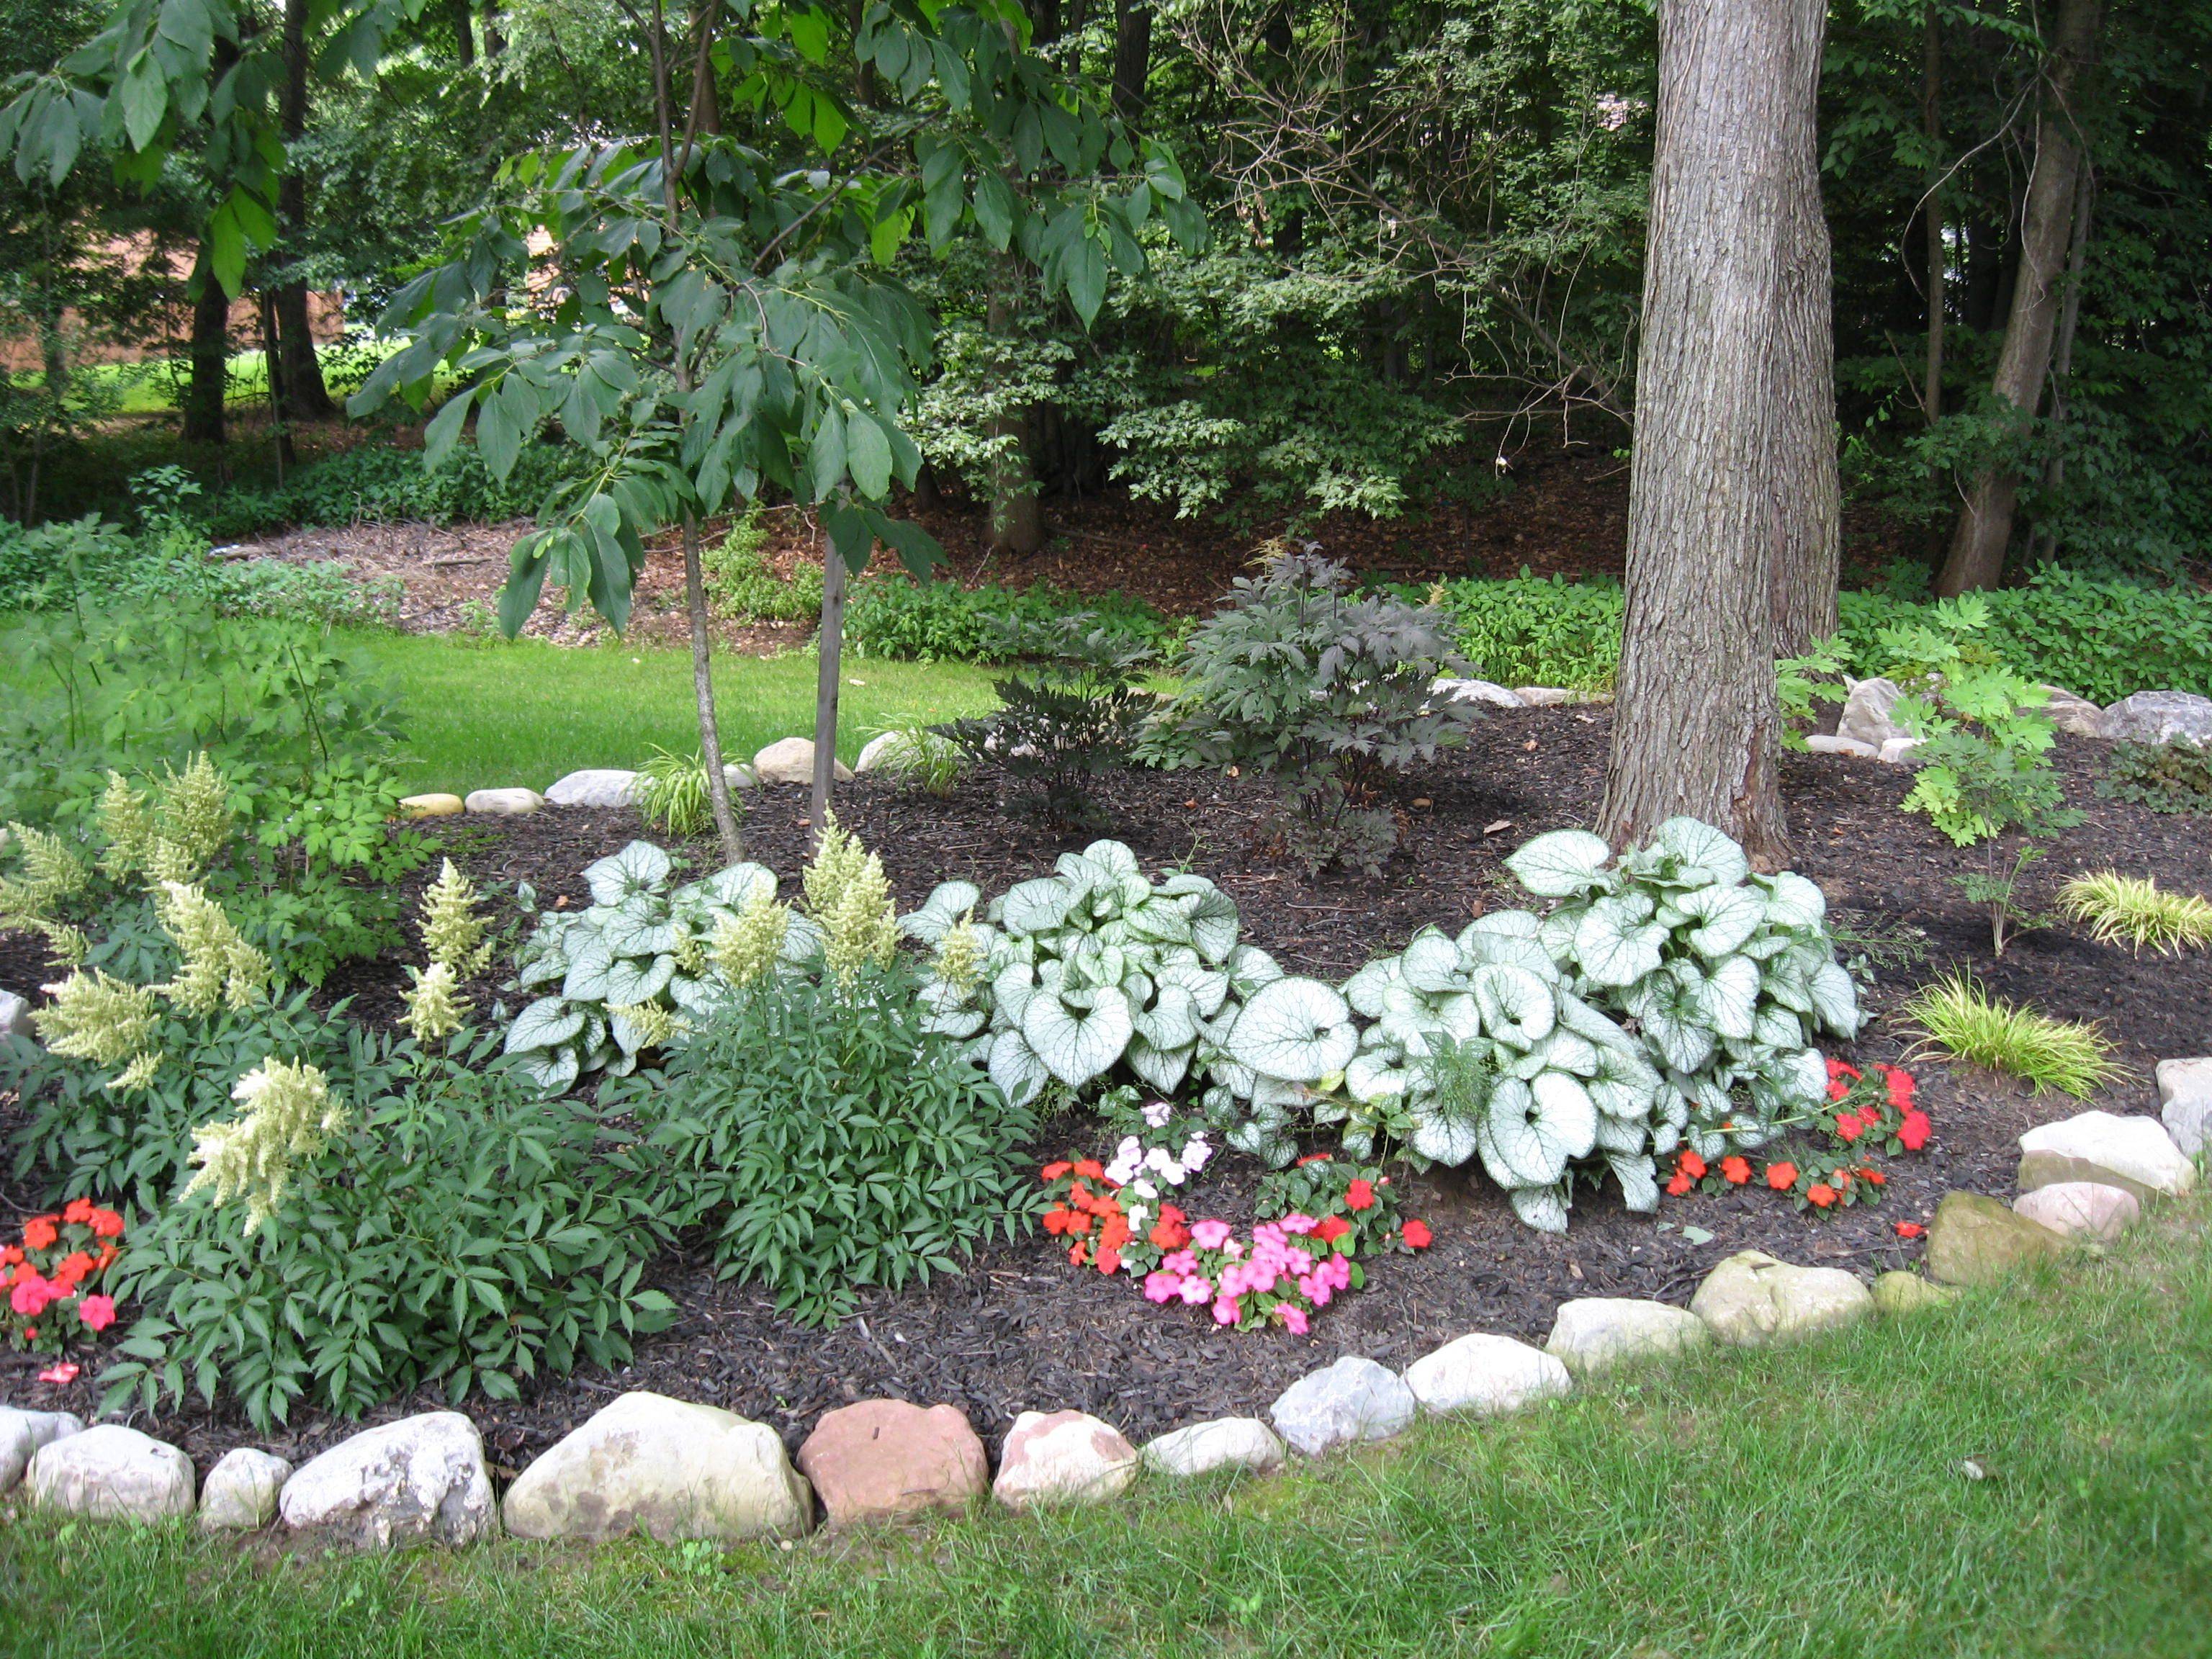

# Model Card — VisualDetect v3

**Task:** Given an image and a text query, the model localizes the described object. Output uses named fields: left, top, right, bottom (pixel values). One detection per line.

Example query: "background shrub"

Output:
left=620, top=961, right=1038, bottom=1325
left=193, top=439, right=590, bottom=539
left=848, top=573, right=1175, bottom=663
left=1420, top=572, right=1626, bottom=692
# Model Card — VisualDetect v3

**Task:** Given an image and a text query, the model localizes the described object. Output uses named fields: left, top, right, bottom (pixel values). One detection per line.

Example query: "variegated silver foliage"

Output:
left=904, top=840, right=1313, bottom=1151
left=503, top=842, right=814, bottom=1092
left=1504, top=815, right=1861, bottom=1164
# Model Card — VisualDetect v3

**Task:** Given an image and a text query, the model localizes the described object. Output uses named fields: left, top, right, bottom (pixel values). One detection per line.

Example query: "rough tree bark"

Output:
left=2027, top=168, right=2095, bottom=565
left=1768, top=80, right=1840, bottom=655
left=1599, top=0, right=1827, bottom=866
left=181, top=243, right=228, bottom=446
left=274, top=0, right=334, bottom=422
left=1111, top=0, right=1151, bottom=123
left=984, top=258, right=1043, bottom=557
left=1921, top=0, right=1943, bottom=423
left=1934, top=0, right=2102, bottom=596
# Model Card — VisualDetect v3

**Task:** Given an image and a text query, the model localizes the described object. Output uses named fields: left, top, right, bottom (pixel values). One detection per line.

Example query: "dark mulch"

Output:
left=3, top=710, right=2206, bottom=1478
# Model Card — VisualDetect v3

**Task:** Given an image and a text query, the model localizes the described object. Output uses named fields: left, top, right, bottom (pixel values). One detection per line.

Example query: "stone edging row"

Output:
left=5, top=1082, right=2203, bottom=1547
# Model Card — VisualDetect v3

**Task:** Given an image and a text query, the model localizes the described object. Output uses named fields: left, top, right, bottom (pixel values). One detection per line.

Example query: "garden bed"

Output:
left=3, top=704, right=2204, bottom=1477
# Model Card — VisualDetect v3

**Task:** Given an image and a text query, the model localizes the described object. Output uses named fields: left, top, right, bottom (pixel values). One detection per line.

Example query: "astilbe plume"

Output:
left=153, top=881, right=270, bottom=1015
left=611, top=999, right=684, bottom=1050
left=418, top=859, right=493, bottom=976
left=152, top=752, right=233, bottom=877
left=183, top=1057, right=351, bottom=1235
left=805, top=814, right=899, bottom=985
left=709, top=892, right=791, bottom=987
left=932, top=915, right=985, bottom=995
left=33, top=969, right=161, bottom=1088
left=401, top=961, right=467, bottom=1044
left=95, top=773, right=156, bottom=880
left=0, top=822, right=89, bottom=924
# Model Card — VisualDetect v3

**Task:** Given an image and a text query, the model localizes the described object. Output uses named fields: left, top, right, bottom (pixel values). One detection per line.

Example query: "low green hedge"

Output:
left=846, top=574, right=1180, bottom=663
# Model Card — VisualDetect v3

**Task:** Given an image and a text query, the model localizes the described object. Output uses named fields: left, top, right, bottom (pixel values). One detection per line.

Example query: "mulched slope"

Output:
left=4, top=711, right=2206, bottom=1477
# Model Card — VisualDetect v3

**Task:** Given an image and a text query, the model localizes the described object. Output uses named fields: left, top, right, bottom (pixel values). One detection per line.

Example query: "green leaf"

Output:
left=1065, top=233, right=1107, bottom=328
left=118, top=50, right=167, bottom=151
left=846, top=412, right=892, bottom=500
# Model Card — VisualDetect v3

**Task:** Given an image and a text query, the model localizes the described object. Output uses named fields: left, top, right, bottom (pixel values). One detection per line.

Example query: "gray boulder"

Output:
left=1871, top=1272, right=1959, bottom=1315
left=505, top=1391, right=813, bottom=1542
left=2099, top=691, right=2212, bottom=746
left=1544, top=1298, right=1712, bottom=1374
left=1269, top=1357, right=1417, bottom=1457
left=2017, top=1110, right=2197, bottom=1203
left=279, top=1411, right=496, bottom=1549
left=1401, top=1334, right=1571, bottom=1416
left=2041, top=686, right=2105, bottom=738
left=752, top=737, right=852, bottom=786
left=991, top=1411, right=1138, bottom=1509
left=464, top=787, right=543, bottom=815
left=2156, top=1057, right=2212, bottom=1156
left=27, top=1425, right=194, bottom=1522
left=2013, top=1181, right=2140, bottom=1243
left=0, top=988, right=31, bottom=1040
left=0, top=1408, right=82, bottom=1492
left=1925, top=1190, right=2068, bottom=1287
left=1430, top=678, right=1525, bottom=709
left=198, top=1448, right=292, bottom=1531
left=544, top=768, right=641, bottom=807
left=1690, top=1250, right=1872, bottom=1346
left=1804, top=734, right=1878, bottom=759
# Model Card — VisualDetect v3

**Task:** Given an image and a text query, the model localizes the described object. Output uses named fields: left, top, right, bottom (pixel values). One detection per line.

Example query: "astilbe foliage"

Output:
left=180, top=1056, right=351, bottom=1237
left=1142, top=547, right=1479, bottom=873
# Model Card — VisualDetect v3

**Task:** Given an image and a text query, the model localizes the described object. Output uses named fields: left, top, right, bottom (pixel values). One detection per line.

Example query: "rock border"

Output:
left=3, top=1100, right=2198, bottom=1547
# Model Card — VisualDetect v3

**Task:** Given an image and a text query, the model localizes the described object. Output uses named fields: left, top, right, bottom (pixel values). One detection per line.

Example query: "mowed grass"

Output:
left=344, top=631, right=1002, bottom=795
left=4, top=1206, right=2211, bottom=1658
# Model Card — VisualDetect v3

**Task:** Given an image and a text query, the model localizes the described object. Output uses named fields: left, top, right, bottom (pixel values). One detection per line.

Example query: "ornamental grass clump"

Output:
left=1904, top=971, right=2123, bottom=1098
left=2059, top=870, right=2212, bottom=956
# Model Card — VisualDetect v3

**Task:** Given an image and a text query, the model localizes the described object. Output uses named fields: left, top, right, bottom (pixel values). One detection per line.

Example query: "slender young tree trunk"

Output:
left=985, top=258, right=1043, bottom=557
left=182, top=244, right=229, bottom=446
left=1111, top=0, right=1151, bottom=123
left=1921, top=1, right=1944, bottom=423
left=1768, top=66, right=1840, bottom=655
left=1600, top=0, right=1825, bottom=866
left=691, top=0, right=724, bottom=132
left=810, top=529, right=850, bottom=846
left=259, top=287, right=297, bottom=475
left=2027, top=168, right=2095, bottom=565
left=449, top=0, right=476, bottom=66
left=1934, top=0, right=2102, bottom=596
left=274, top=0, right=334, bottom=422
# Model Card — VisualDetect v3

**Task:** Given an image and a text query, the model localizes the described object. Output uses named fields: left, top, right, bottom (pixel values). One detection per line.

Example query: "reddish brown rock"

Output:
left=796, top=1400, right=988, bottom=1527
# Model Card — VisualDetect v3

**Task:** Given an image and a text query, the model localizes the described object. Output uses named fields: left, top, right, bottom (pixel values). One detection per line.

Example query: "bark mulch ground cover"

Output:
left=3, top=709, right=2204, bottom=1480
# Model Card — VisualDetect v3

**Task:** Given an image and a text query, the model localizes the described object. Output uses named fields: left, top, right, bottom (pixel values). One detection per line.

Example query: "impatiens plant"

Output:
left=1333, top=915, right=1662, bottom=1231
left=2, top=1197, right=124, bottom=1355
left=1506, top=817, right=1861, bottom=1164
left=1665, top=1061, right=1930, bottom=1215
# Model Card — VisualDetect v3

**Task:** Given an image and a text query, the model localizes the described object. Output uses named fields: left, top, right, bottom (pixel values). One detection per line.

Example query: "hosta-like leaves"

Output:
left=1478, top=1073, right=1595, bottom=1188
left=584, top=841, right=673, bottom=907
left=1696, top=955, right=1761, bottom=1040
left=1125, top=1035, right=1192, bottom=1094
left=1758, top=871, right=1827, bottom=930
left=1573, top=897, right=1666, bottom=986
left=1343, top=957, right=1402, bottom=1017
left=1677, top=884, right=1766, bottom=959
left=1809, top=960, right=1861, bottom=1035
left=507, top=997, right=585, bottom=1055
left=1398, top=931, right=1468, bottom=994
left=1508, top=1184, right=1570, bottom=1233
left=1409, top=1097, right=1482, bottom=1166
left=900, top=880, right=982, bottom=944
left=1226, top=976, right=1357, bottom=1083
left=998, top=877, right=1074, bottom=937
left=988, top=1028, right=1050, bottom=1108
left=1505, top=828, right=1614, bottom=897
left=1187, top=888, right=1242, bottom=963
left=1608, top=1153, right=1658, bottom=1213
left=684, top=863, right=778, bottom=909
left=1022, top=984, right=1134, bottom=1088
left=603, top=952, right=677, bottom=1007
left=1133, top=984, right=1200, bottom=1051
left=1345, top=1048, right=1409, bottom=1102
left=562, top=937, right=614, bottom=1002
left=1472, top=963, right=1557, bottom=1048
left=1650, top=817, right=1749, bottom=889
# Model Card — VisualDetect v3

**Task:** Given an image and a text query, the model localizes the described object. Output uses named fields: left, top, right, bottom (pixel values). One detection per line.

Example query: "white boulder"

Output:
left=991, top=1411, right=1138, bottom=1509
left=2012, top=1182, right=2141, bottom=1242
left=1141, top=1418, right=1285, bottom=1479
left=503, top=1391, right=813, bottom=1542
left=1690, top=1251, right=1873, bottom=1347
left=27, top=1425, right=194, bottom=1522
left=1804, top=734, right=1878, bottom=759
left=464, top=787, right=544, bottom=815
left=752, top=737, right=852, bottom=786
left=279, top=1411, right=496, bottom=1549
left=0, top=988, right=30, bottom=1039
left=1269, top=1357, right=1418, bottom=1457
left=1402, top=1334, right=1571, bottom=1416
left=2016, top=1110, right=2197, bottom=1203
left=1878, top=737, right=1924, bottom=765
left=0, top=1408, right=82, bottom=1492
left=197, top=1448, right=293, bottom=1531
left=2156, top=1058, right=2212, bottom=1156
left=1545, top=1298, right=1712, bottom=1374
left=544, top=768, right=641, bottom=808
left=2041, top=687, right=2105, bottom=738
left=1431, top=678, right=1526, bottom=709
left=1839, top=677, right=1909, bottom=747
left=2099, top=691, right=2212, bottom=746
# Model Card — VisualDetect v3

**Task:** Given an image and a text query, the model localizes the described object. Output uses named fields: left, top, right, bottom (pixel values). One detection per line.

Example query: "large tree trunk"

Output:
left=1600, top=0, right=1826, bottom=866
left=181, top=244, right=229, bottom=446
left=1934, top=0, right=2102, bottom=596
left=272, top=0, right=335, bottom=423
left=1921, top=1, right=1944, bottom=423
left=984, top=261, right=1043, bottom=558
left=449, top=0, right=476, bottom=66
left=1768, top=96, right=1840, bottom=654
left=1111, top=0, right=1151, bottom=123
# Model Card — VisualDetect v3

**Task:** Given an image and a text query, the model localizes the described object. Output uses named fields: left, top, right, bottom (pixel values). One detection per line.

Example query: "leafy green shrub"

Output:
left=950, top=613, right=1156, bottom=828
left=0, top=513, right=143, bottom=610
left=617, top=961, right=1036, bottom=1325
left=1144, top=549, right=1478, bottom=873
left=704, top=512, right=822, bottom=624
left=102, top=1034, right=676, bottom=1429
left=194, top=439, right=590, bottom=539
left=2099, top=739, right=2212, bottom=814
left=204, top=558, right=404, bottom=630
left=847, top=573, right=1174, bottom=663
left=1421, top=572, right=1625, bottom=692
left=863, top=725, right=969, bottom=796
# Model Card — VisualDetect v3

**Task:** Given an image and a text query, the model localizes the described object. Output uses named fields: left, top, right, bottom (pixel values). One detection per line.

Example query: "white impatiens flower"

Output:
left=1181, top=1136, right=1214, bottom=1174
left=1141, top=1100, right=1174, bottom=1129
left=1104, top=1134, right=1146, bottom=1187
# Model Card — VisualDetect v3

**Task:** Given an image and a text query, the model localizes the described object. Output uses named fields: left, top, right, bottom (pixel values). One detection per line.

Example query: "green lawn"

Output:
left=346, top=631, right=1003, bottom=795
left=3, top=1207, right=2208, bottom=1658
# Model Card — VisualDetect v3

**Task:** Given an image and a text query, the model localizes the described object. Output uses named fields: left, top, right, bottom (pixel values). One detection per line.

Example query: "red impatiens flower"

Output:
left=1719, top=1156, right=1752, bottom=1185
left=1898, top=1110, right=1931, bottom=1151
left=1860, top=1168, right=1887, bottom=1187
left=1883, top=1066, right=1915, bottom=1109
left=1072, top=1159, right=1107, bottom=1182
left=77, top=1294, right=116, bottom=1333
left=1894, top=1220, right=1925, bottom=1239
left=48, top=1251, right=94, bottom=1290
left=87, top=1210, right=125, bottom=1240
left=1766, top=1162, right=1799, bottom=1191
left=1068, top=1242, right=1089, bottom=1267
left=1295, top=1152, right=1335, bottom=1167
left=1677, top=1150, right=1708, bottom=1181
left=1042, top=1161, right=1073, bottom=1182
left=1400, top=1220, right=1433, bottom=1249
left=61, top=1197, right=95, bottom=1226
left=22, top=1216, right=58, bottom=1252
left=1042, top=1207, right=1073, bottom=1236
left=1094, top=1246, right=1122, bottom=1275
left=1345, top=1179, right=1376, bottom=1212
left=1312, top=1216, right=1352, bottom=1244
left=1665, top=1172, right=1694, bottom=1197
left=1834, top=1113, right=1865, bottom=1143
left=1807, top=1183, right=1838, bottom=1208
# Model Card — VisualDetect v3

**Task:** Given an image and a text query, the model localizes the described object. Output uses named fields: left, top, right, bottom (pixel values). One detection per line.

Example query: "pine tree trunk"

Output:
left=182, top=244, right=229, bottom=446
left=1934, top=0, right=2102, bottom=596
left=1600, top=0, right=1826, bottom=867
left=274, top=0, right=334, bottom=422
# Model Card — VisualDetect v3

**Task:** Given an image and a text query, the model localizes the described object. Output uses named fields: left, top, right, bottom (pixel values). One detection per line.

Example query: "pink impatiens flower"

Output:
left=1143, top=1270, right=1182, bottom=1303
left=1277, top=1213, right=1318, bottom=1235
left=76, top=1293, right=117, bottom=1333
left=1211, top=1297, right=1240, bottom=1326
left=37, top=1362, right=78, bottom=1385
left=1190, top=1219, right=1233, bottom=1250
left=1177, top=1276, right=1213, bottom=1305
left=1279, top=1305, right=1310, bottom=1335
